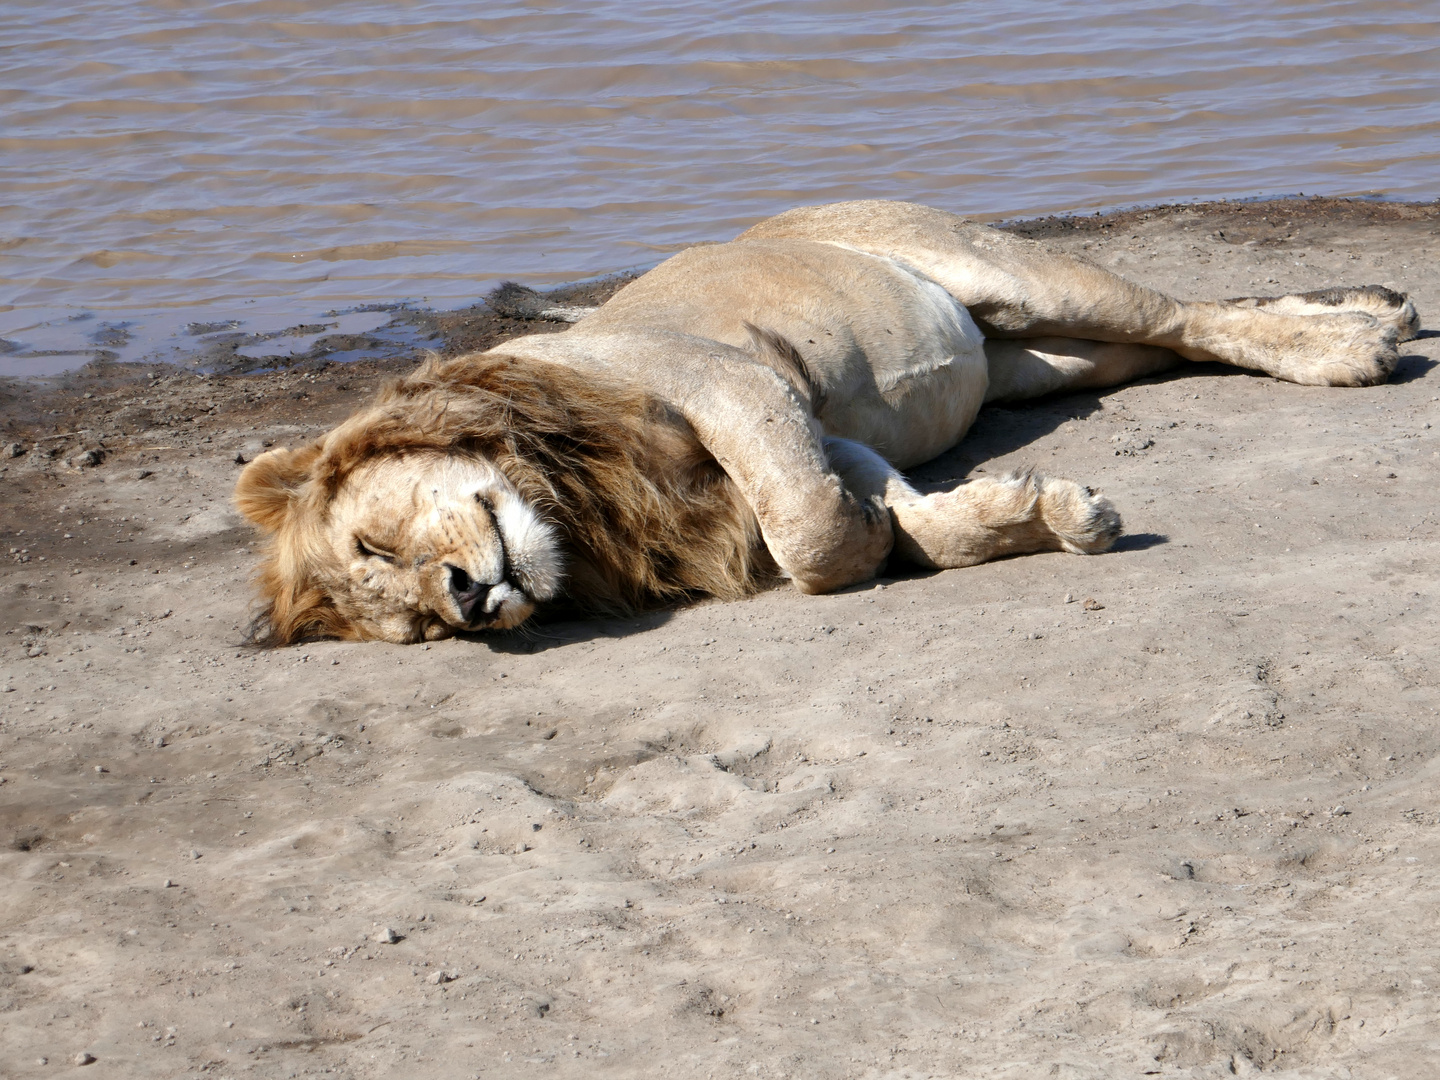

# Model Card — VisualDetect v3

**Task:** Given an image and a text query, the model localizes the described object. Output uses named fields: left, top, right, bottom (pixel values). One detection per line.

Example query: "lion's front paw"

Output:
left=1035, top=475, right=1122, bottom=554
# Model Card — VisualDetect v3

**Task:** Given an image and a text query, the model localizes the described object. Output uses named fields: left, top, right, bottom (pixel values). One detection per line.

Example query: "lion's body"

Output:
left=525, top=237, right=991, bottom=469
left=235, top=201, right=1420, bottom=644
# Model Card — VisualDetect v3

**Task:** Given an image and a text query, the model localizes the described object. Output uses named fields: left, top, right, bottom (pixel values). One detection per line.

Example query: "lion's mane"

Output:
left=247, top=353, right=772, bottom=643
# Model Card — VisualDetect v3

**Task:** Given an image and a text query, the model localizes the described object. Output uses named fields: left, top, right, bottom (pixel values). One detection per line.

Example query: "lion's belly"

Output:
left=807, top=256, right=988, bottom=469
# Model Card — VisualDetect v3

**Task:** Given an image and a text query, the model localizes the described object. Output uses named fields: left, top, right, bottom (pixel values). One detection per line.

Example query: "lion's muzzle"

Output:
left=445, top=563, right=533, bottom=631
left=446, top=563, right=494, bottom=624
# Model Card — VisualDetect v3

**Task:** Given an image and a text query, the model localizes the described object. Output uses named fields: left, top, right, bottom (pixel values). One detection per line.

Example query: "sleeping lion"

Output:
left=234, top=200, right=1420, bottom=644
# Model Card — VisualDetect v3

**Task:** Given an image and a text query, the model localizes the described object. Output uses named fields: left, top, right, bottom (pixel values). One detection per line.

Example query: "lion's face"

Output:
left=238, top=447, right=564, bottom=644
left=324, top=454, right=563, bottom=641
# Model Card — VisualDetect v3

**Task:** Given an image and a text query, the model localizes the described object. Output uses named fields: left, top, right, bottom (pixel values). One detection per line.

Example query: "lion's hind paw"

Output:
left=1230, top=285, right=1421, bottom=343
left=887, top=468, right=1119, bottom=569
left=1035, top=474, right=1122, bottom=554
left=1300, top=285, right=1420, bottom=343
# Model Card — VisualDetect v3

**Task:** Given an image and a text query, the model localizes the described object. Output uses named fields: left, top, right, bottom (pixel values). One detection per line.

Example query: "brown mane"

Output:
left=241, top=353, right=773, bottom=644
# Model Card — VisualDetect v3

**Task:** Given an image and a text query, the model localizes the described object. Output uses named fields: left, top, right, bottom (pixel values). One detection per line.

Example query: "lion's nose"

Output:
left=445, top=564, right=493, bottom=624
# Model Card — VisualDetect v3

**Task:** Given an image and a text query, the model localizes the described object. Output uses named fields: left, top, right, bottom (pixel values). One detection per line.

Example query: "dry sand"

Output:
left=2, top=198, right=1439, bottom=1079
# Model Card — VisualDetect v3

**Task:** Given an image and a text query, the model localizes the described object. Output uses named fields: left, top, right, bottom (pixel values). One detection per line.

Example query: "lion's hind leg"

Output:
left=825, top=438, right=1120, bottom=570
left=889, top=469, right=1122, bottom=568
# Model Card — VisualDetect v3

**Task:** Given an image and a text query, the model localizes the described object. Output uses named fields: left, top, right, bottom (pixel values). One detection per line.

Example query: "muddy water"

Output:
left=2, top=0, right=1438, bottom=373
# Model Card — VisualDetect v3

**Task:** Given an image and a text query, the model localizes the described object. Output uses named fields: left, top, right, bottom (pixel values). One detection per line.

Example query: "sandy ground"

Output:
left=2, top=198, right=1439, bottom=1080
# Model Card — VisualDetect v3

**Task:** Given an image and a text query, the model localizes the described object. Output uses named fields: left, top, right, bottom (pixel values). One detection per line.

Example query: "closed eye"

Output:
left=355, top=537, right=398, bottom=564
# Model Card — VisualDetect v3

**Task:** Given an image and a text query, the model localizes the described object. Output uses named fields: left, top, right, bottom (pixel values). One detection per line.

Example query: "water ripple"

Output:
left=1, top=0, right=1437, bottom=352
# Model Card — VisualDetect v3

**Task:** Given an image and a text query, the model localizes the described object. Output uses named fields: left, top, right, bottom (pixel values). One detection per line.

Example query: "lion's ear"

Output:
left=234, top=445, right=322, bottom=532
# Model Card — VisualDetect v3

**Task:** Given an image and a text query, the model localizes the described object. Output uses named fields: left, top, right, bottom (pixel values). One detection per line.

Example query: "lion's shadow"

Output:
left=909, top=386, right=1113, bottom=485
left=1391, top=343, right=1437, bottom=385
left=911, top=350, right=1435, bottom=482
left=469, top=609, right=675, bottom=653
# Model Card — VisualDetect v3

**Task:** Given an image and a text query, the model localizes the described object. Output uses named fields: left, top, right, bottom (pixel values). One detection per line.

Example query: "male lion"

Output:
left=234, top=201, right=1420, bottom=644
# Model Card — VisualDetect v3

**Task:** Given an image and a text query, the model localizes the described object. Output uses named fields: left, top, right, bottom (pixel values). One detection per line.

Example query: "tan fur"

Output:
left=236, top=200, right=1420, bottom=644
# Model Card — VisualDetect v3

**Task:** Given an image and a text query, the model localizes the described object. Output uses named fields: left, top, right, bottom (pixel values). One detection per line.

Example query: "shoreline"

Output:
left=3, top=195, right=1436, bottom=386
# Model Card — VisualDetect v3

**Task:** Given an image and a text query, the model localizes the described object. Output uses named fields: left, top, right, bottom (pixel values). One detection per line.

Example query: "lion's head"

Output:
left=236, top=443, right=563, bottom=642
left=235, top=354, right=769, bottom=645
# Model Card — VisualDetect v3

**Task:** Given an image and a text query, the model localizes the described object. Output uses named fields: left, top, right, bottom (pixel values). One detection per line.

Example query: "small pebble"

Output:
left=36, top=1057, right=48, bottom=1066
left=1082, top=598, right=1105, bottom=611
left=74, top=1052, right=96, bottom=1066
left=375, top=927, right=401, bottom=944
left=189, top=848, right=202, bottom=860
left=163, top=879, right=175, bottom=888
left=427, top=970, right=455, bottom=985
left=93, top=765, right=107, bottom=774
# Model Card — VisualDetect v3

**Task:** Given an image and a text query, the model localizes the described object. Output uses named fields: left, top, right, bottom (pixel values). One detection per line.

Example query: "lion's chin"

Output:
left=418, top=605, right=532, bottom=642
left=465, top=605, right=534, bottom=633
